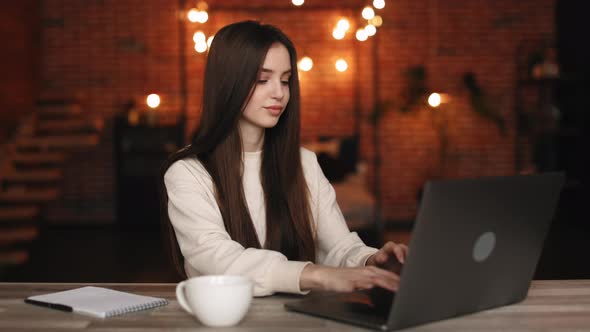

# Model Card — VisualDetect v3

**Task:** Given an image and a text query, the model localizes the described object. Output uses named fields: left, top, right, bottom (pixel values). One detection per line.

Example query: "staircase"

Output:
left=0, top=99, right=103, bottom=270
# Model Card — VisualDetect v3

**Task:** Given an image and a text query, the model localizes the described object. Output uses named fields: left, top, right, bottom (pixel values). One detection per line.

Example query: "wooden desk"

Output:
left=1, top=281, right=590, bottom=331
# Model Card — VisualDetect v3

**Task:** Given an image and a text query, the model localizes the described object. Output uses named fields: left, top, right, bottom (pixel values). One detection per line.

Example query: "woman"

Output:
left=161, top=20, right=408, bottom=297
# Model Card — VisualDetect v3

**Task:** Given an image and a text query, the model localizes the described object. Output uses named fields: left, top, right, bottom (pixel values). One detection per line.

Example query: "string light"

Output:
left=355, top=28, right=368, bottom=41
left=364, top=24, right=377, bottom=37
left=373, top=0, right=385, bottom=10
left=336, top=18, right=350, bottom=32
left=147, top=94, right=161, bottom=108
left=193, top=31, right=206, bottom=43
left=195, top=41, right=207, bottom=53
left=292, top=0, right=304, bottom=6
left=428, top=93, right=442, bottom=108
left=196, top=0, right=208, bottom=11
left=335, top=59, right=348, bottom=72
left=207, top=35, right=214, bottom=49
left=362, top=6, right=375, bottom=20
left=187, top=8, right=199, bottom=23
left=298, top=56, right=313, bottom=71
left=195, top=10, right=208, bottom=23
left=370, top=15, right=383, bottom=27
left=332, top=28, right=346, bottom=40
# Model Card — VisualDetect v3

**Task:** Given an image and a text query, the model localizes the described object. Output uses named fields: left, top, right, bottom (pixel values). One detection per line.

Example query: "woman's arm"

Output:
left=165, top=160, right=310, bottom=297
left=301, top=149, right=408, bottom=292
left=303, top=149, right=378, bottom=267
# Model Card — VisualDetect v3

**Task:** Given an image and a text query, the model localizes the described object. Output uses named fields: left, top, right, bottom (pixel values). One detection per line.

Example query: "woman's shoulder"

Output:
left=299, top=146, right=318, bottom=165
left=299, top=147, right=321, bottom=182
left=164, top=156, right=211, bottom=188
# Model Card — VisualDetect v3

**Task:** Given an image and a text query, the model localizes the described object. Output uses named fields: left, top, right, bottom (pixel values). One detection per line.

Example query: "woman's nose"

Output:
left=271, top=80, right=284, bottom=99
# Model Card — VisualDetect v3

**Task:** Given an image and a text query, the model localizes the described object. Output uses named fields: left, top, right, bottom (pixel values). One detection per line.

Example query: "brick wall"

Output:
left=0, top=0, right=40, bottom=141
left=39, top=0, right=555, bottom=223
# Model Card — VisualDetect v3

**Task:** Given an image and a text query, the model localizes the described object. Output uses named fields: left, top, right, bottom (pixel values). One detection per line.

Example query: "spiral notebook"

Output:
left=25, top=286, right=168, bottom=318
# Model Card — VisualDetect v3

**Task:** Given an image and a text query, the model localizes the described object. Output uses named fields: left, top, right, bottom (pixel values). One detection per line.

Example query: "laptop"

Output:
left=285, top=172, right=565, bottom=331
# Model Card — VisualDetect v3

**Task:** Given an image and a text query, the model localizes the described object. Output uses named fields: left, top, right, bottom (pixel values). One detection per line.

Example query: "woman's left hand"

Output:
left=366, top=241, right=409, bottom=267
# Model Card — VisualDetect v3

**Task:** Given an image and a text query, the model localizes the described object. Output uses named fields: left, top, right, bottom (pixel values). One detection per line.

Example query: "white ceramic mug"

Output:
left=176, top=275, right=253, bottom=327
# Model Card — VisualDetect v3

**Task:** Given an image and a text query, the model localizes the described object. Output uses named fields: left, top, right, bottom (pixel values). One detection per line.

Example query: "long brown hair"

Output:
left=160, top=21, right=315, bottom=278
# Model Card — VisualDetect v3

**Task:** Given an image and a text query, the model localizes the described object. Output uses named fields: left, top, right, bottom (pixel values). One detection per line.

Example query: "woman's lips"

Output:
left=264, top=106, right=283, bottom=116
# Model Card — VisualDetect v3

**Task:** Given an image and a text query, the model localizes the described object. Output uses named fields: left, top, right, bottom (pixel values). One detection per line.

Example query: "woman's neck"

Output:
left=238, top=120, right=265, bottom=152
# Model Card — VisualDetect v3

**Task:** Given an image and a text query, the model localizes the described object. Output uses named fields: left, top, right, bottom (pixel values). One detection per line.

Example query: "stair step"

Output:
left=15, top=134, right=99, bottom=151
left=36, top=118, right=104, bottom=135
left=0, top=251, right=29, bottom=266
left=36, top=103, right=82, bottom=118
left=0, top=206, right=40, bottom=221
left=0, top=226, right=39, bottom=245
left=11, top=152, right=65, bottom=168
left=1, top=169, right=62, bottom=184
left=0, top=188, right=59, bottom=204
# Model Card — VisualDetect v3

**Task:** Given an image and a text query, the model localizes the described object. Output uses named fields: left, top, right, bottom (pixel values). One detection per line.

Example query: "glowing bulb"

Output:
left=146, top=94, right=161, bottom=109
left=362, top=6, right=375, bottom=20
left=195, top=41, right=208, bottom=53
left=336, top=18, right=350, bottom=32
left=207, top=35, right=214, bottom=49
left=332, top=28, right=346, bottom=40
left=187, top=8, right=199, bottom=23
left=365, top=24, right=377, bottom=36
left=195, top=11, right=208, bottom=23
left=356, top=28, right=368, bottom=41
left=335, top=59, right=348, bottom=72
left=292, top=0, right=304, bottom=6
left=193, top=31, right=206, bottom=43
left=428, top=93, right=441, bottom=108
left=298, top=56, right=313, bottom=71
left=370, top=15, right=383, bottom=27
left=373, top=0, right=385, bottom=10
left=196, top=0, right=208, bottom=11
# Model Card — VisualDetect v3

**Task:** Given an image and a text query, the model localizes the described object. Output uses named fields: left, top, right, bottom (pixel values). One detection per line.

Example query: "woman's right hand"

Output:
left=300, top=264, right=400, bottom=293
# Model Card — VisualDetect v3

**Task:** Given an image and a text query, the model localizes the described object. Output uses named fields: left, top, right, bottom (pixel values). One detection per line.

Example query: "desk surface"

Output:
left=1, top=280, right=590, bottom=331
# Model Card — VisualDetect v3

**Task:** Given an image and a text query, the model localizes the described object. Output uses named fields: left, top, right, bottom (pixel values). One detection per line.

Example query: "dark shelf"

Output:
left=113, top=116, right=185, bottom=229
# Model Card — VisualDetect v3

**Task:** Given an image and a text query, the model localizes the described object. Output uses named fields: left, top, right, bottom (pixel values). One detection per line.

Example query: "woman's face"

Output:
left=239, top=42, right=291, bottom=133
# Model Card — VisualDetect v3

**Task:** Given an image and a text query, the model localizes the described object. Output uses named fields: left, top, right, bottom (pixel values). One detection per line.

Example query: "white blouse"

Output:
left=164, top=148, right=377, bottom=296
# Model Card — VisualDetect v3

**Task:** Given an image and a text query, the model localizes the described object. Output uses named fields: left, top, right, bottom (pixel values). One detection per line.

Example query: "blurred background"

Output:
left=0, top=0, right=588, bottom=282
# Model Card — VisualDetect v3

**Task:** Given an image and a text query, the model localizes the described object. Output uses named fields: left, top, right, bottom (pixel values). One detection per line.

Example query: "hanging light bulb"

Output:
left=195, top=10, right=208, bottom=23
left=362, top=6, right=375, bottom=20
left=373, top=0, right=385, bottom=10
left=187, top=8, right=199, bottom=23
left=292, top=0, right=304, bottom=6
left=356, top=28, right=368, bottom=41
left=146, top=94, right=161, bottom=109
left=364, top=24, right=377, bottom=37
left=335, top=59, right=348, bottom=72
left=370, top=15, right=383, bottom=27
left=298, top=56, right=313, bottom=71
left=428, top=93, right=442, bottom=108
left=332, top=28, right=346, bottom=40
left=336, top=18, right=350, bottom=32
left=193, top=31, right=206, bottom=43
left=196, top=0, right=208, bottom=11
left=195, top=41, right=208, bottom=53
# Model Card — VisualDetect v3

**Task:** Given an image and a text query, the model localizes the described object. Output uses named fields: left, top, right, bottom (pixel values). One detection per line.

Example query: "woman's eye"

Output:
left=281, top=81, right=290, bottom=85
left=257, top=80, right=268, bottom=84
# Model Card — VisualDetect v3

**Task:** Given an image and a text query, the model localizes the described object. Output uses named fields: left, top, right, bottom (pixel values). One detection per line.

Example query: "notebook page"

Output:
left=27, top=286, right=168, bottom=318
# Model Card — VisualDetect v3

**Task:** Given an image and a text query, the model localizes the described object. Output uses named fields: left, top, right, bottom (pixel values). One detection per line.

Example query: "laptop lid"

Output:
left=285, top=172, right=564, bottom=330
left=387, top=172, right=564, bottom=330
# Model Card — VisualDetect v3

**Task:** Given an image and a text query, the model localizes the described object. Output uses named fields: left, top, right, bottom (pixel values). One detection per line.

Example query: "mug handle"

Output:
left=175, top=281, right=194, bottom=315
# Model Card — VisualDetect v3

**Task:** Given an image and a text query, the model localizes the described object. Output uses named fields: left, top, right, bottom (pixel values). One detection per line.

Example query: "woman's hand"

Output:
left=365, top=241, right=409, bottom=267
left=300, top=264, right=400, bottom=293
